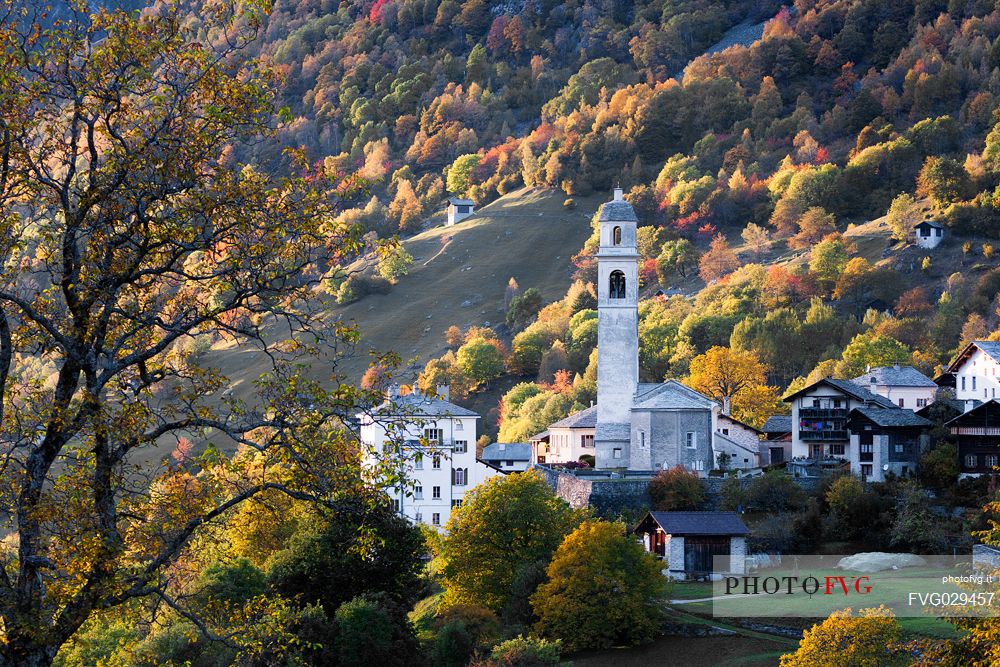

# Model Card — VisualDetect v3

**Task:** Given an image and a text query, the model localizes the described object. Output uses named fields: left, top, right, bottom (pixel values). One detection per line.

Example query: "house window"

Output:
left=582, top=434, right=594, bottom=448
left=898, top=398, right=904, bottom=407
left=613, top=226, right=622, bottom=245
left=812, top=399, right=821, bottom=408
left=685, top=432, right=697, bottom=449
left=424, top=428, right=443, bottom=443
left=861, top=464, right=872, bottom=479
left=830, top=444, right=845, bottom=456
left=973, top=377, right=977, bottom=391
left=988, top=455, right=999, bottom=468
left=613, top=448, right=622, bottom=459
left=506, top=460, right=514, bottom=466
left=451, top=499, right=463, bottom=508
left=962, top=376, right=967, bottom=391
left=454, top=440, right=467, bottom=453
left=895, top=444, right=904, bottom=453
left=414, top=453, right=423, bottom=469
left=454, top=468, right=466, bottom=486
left=538, top=456, right=546, bottom=463
left=639, top=431, right=646, bottom=448
left=392, top=499, right=400, bottom=512
left=609, top=270, right=626, bottom=299
left=721, top=428, right=729, bottom=435
left=966, top=455, right=978, bottom=468
left=693, top=459, right=705, bottom=471
left=433, top=454, right=441, bottom=469
left=414, top=485, right=423, bottom=499
left=415, top=512, right=423, bottom=523
left=833, top=398, right=842, bottom=408
left=432, top=486, right=441, bottom=499
left=432, top=513, right=440, bottom=526
left=455, top=420, right=463, bottom=431
left=916, top=399, right=927, bottom=408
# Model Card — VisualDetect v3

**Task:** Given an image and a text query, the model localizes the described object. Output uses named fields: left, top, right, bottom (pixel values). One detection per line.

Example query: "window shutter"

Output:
left=451, top=469, right=455, bottom=485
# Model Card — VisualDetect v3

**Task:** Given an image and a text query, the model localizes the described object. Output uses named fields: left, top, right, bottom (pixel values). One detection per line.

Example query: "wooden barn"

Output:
left=633, top=511, right=750, bottom=580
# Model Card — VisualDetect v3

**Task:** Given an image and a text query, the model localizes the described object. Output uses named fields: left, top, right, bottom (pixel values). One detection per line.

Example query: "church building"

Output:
left=589, top=189, right=719, bottom=473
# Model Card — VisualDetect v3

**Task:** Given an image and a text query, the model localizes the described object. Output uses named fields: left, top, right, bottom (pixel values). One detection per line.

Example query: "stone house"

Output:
left=846, top=407, right=930, bottom=482
left=850, top=364, right=937, bottom=410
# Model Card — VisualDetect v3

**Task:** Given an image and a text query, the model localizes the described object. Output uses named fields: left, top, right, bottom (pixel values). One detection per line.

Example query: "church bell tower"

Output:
left=594, top=187, right=639, bottom=469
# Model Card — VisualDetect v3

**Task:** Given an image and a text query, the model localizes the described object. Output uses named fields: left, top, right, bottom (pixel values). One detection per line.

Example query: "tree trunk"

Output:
left=1, top=644, right=55, bottom=667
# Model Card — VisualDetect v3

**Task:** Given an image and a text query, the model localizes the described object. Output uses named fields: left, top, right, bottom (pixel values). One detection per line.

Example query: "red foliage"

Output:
left=697, top=223, right=718, bottom=239
left=369, top=0, right=389, bottom=24
left=813, top=146, right=830, bottom=164
left=640, top=258, right=658, bottom=285
left=672, top=211, right=702, bottom=234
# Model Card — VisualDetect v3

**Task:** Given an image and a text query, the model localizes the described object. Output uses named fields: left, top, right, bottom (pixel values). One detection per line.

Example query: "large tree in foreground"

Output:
left=0, top=2, right=378, bottom=664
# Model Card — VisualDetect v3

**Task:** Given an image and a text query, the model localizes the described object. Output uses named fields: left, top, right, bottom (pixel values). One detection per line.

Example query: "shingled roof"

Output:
left=548, top=404, right=597, bottom=429
left=638, top=511, right=750, bottom=536
left=849, top=407, right=931, bottom=428
left=784, top=377, right=897, bottom=409
left=481, top=442, right=531, bottom=461
left=370, top=392, right=479, bottom=418
left=852, top=365, right=937, bottom=388
left=597, top=200, right=638, bottom=222
left=761, top=415, right=793, bottom=433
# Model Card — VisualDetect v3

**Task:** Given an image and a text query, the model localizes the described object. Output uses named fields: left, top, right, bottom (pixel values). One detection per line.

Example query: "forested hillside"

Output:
left=151, top=0, right=1000, bottom=437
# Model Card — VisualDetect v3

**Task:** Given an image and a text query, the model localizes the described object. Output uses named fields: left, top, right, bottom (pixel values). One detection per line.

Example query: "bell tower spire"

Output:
left=594, top=187, right=639, bottom=469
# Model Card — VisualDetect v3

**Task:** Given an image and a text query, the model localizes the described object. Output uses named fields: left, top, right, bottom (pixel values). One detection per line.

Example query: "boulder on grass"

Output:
left=837, top=552, right=927, bottom=573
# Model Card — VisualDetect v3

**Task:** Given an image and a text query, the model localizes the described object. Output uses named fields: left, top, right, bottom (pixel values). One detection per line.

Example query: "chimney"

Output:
left=436, top=384, right=449, bottom=401
left=965, top=399, right=976, bottom=413
left=722, top=396, right=731, bottom=416
left=613, top=186, right=623, bottom=201
left=893, top=363, right=901, bottom=370
left=387, top=384, right=401, bottom=399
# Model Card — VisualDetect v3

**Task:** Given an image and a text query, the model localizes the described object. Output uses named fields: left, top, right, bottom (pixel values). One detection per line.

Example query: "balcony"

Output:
left=800, top=430, right=848, bottom=441
left=800, top=408, right=848, bottom=418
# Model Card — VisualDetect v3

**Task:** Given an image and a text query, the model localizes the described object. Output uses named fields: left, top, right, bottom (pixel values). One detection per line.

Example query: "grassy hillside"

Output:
left=185, top=187, right=598, bottom=454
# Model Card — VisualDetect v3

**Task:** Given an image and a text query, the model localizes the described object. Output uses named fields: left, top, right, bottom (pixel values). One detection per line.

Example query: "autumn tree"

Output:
left=0, top=5, right=382, bottom=664
left=440, top=470, right=581, bottom=616
left=741, top=223, right=771, bottom=259
left=885, top=193, right=922, bottom=242
left=780, top=607, right=909, bottom=667
left=656, top=239, right=701, bottom=282
left=456, top=336, right=506, bottom=388
left=687, top=347, right=783, bottom=427
left=530, top=521, right=666, bottom=651
left=916, top=156, right=972, bottom=207
left=699, top=234, right=740, bottom=283
left=447, top=153, right=482, bottom=196
left=789, top=207, right=837, bottom=250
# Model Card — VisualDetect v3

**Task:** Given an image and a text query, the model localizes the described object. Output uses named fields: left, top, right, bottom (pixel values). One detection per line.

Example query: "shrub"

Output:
left=745, top=470, right=805, bottom=512
left=648, top=465, right=705, bottom=510
left=474, top=635, right=563, bottom=667
left=431, top=620, right=474, bottom=667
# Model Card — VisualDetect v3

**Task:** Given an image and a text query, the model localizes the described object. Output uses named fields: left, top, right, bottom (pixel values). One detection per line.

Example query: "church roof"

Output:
left=638, top=511, right=750, bottom=536
left=851, top=365, right=936, bottom=388
left=548, top=404, right=597, bottom=429
left=632, top=380, right=717, bottom=410
left=597, top=200, right=638, bottom=223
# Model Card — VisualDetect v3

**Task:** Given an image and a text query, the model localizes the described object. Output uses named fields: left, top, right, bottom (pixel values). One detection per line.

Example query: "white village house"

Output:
left=947, top=340, right=1000, bottom=403
left=446, top=197, right=475, bottom=225
left=851, top=364, right=937, bottom=409
left=358, top=386, right=499, bottom=529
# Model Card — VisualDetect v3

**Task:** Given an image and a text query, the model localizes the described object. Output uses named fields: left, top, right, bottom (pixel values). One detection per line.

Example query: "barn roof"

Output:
left=637, top=511, right=750, bottom=536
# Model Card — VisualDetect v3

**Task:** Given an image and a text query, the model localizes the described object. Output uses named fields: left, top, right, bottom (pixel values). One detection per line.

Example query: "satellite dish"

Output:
left=883, top=464, right=890, bottom=471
